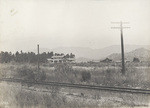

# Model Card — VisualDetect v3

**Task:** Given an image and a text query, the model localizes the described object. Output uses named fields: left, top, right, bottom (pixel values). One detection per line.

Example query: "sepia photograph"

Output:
left=0, top=0, right=150, bottom=107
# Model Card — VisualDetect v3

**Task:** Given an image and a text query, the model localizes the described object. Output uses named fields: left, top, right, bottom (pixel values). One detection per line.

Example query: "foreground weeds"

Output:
left=0, top=63, right=150, bottom=89
left=0, top=63, right=150, bottom=107
left=0, top=82, right=149, bottom=108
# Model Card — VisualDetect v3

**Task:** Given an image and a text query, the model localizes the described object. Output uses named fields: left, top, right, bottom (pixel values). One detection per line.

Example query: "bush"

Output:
left=16, top=66, right=46, bottom=82
left=54, top=63, right=72, bottom=73
left=53, top=63, right=77, bottom=83
left=81, top=71, right=91, bottom=82
left=34, top=70, right=46, bottom=82
left=16, top=66, right=35, bottom=81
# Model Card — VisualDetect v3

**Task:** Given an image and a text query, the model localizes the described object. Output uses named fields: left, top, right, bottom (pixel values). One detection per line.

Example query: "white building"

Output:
left=47, top=55, right=75, bottom=63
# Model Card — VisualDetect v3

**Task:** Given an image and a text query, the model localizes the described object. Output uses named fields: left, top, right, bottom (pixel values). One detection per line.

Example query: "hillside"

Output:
left=75, top=57, right=92, bottom=63
left=107, top=48, right=150, bottom=61
left=30, top=45, right=150, bottom=60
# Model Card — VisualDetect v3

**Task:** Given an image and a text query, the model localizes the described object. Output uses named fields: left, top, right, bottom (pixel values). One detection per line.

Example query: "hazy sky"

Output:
left=0, top=0, right=150, bottom=52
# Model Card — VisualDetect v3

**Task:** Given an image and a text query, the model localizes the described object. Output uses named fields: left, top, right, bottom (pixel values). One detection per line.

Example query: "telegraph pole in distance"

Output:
left=37, top=44, right=40, bottom=72
left=111, top=21, right=130, bottom=75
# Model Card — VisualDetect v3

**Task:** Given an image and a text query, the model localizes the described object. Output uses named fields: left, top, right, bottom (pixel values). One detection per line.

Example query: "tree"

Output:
left=65, top=54, right=69, bottom=58
left=0, top=51, right=75, bottom=64
left=0, top=51, right=12, bottom=63
left=70, top=53, right=75, bottom=58
left=15, top=51, right=20, bottom=62
left=48, top=52, right=53, bottom=58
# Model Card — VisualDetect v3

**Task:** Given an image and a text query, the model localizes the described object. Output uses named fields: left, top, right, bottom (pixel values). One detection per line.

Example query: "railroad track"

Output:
left=1, top=78, right=150, bottom=94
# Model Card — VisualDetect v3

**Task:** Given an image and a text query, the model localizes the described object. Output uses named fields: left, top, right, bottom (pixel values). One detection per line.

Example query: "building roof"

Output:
left=51, top=55, right=65, bottom=59
left=100, top=58, right=112, bottom=62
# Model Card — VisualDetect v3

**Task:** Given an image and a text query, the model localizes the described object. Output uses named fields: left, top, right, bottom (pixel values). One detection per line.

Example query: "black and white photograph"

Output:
left=0, top=0, right=150, bottom=107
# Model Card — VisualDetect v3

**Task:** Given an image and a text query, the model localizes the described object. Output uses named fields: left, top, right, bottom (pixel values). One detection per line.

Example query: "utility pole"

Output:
left=111, top=21, right=130, bottom=75
left=37, top=44, right=40, bottom=72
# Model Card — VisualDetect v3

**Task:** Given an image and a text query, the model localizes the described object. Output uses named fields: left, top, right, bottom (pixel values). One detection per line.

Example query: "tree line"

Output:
left=0, top=51, right=75, bottom=63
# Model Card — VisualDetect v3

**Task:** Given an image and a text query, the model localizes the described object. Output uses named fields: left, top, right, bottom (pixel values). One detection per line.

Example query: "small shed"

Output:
left=100, top=58, right=113, bottom=63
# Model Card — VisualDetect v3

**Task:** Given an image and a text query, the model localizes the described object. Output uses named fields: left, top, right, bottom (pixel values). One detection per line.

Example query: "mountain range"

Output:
left=107, top=48, right=150, bottom=62
left=31, top=45, right=150, bottom=62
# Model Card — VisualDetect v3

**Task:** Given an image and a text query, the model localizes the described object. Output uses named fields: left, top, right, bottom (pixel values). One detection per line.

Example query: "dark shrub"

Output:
left=54, top=63, right=72, bottom=73
left=16, top=66, right=46, bottom=82
left=54, top=63, right=77, bottom=83
left=34, top=70, right=46, bottom=82
left=16, top=66, right=35, bottom=81
left=81, top=71, right=91, bottom=82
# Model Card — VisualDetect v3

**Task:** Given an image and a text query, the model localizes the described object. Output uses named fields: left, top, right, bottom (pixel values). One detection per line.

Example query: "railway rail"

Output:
left=1, top=78, right=150, bottom=94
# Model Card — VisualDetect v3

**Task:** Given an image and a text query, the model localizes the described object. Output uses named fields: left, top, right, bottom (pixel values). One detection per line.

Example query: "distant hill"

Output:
left=30, top=45, right=150, bottom=61
left=75, top=57, right=92, bottom=63
left=107, top=48, right=150, bottom=62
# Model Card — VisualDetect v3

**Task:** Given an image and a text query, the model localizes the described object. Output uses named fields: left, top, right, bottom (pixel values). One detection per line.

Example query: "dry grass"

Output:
left=0, top=62, right=150, bottom=107
left=0, top=81, right=149, bottom=108
left=0, top=63, right=150, bottom=89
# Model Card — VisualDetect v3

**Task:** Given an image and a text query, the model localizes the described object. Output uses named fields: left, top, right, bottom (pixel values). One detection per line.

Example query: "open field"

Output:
left=0, top=63, right=150, bottom=107
left=0, top=81, right=150, bottom=108
left=1, top=63, right=150, bottom=88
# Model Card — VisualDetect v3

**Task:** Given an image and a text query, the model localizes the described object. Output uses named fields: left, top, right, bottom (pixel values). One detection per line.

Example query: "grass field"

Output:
left=0, top=81, right=150, bottom=108
left=0, top=62, right=150, bottom=107
left=1, top=63, right=149, bottom=88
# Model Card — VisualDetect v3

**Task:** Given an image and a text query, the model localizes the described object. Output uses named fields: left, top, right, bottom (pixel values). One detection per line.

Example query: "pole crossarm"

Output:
left=111, top=22, right=129, bottom=24
left=111, top=27, right=130, bottom=29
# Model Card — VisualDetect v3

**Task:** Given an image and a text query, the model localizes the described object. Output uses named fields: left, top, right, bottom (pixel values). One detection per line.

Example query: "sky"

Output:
left=0, top=0, right=150, bottom=52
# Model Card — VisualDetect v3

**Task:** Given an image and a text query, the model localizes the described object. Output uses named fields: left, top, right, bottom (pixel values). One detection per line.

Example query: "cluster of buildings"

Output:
left=90, top=58, right=138, bottom=63
left=47, top=54, right=141, bottom=64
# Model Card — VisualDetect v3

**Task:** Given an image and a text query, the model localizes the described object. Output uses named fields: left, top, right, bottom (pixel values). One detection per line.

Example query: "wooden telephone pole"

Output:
left=37, top=44, right=40, bottom=71
left=111, top=21, right=130, bottom=74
